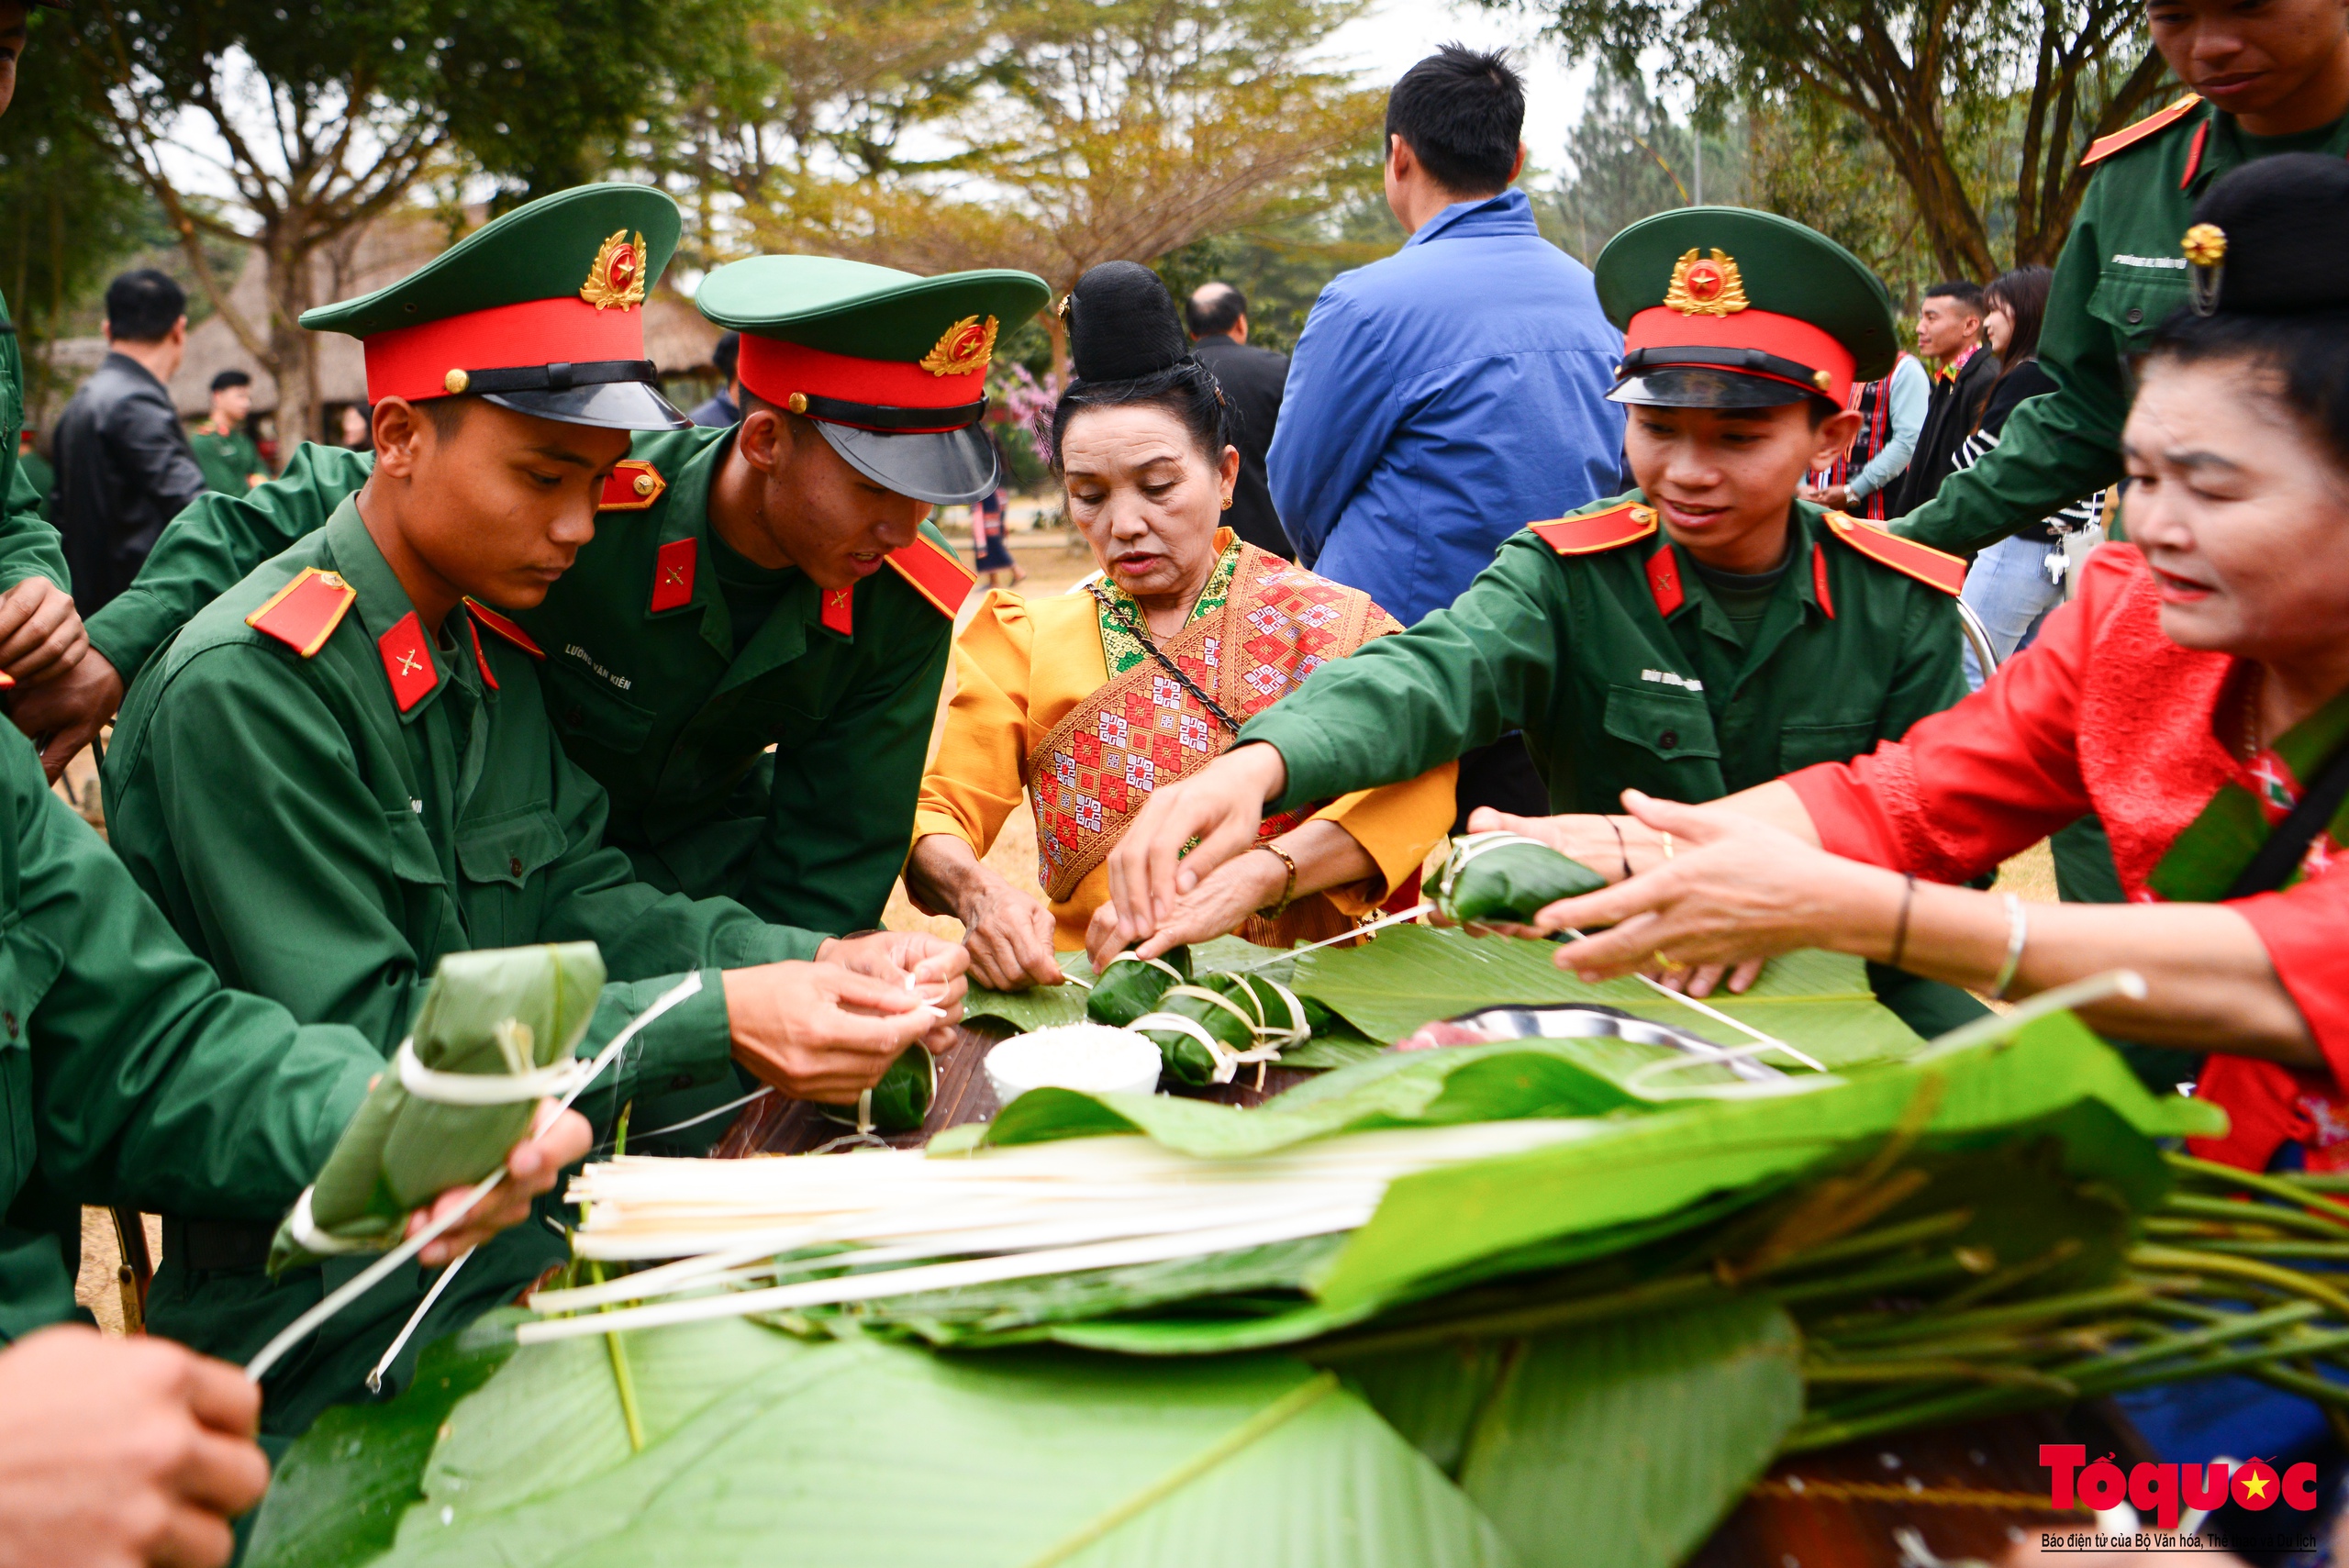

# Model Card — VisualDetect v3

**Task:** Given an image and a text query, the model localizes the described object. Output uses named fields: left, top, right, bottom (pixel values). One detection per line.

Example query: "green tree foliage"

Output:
left=1543, top=69, right=1749, bottom=266
left=0, top=12, right=146, bottom=413
left=1528, top=0, right=2172, bottom=276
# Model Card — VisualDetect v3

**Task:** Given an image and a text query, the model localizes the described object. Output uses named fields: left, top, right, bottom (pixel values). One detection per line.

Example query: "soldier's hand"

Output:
left=406, top=1102, right=593, bottom=1266
left=957, top=873, right=1065, bottom=991
left=722, top=960, right=941, bottom=1103
left=0, top=1325, right=271, bottom=1568
left=7, top=645, right=124, bottom=784
left=1105, top=742, right=1288, bottom=951
left=0, top=576, right=86, bottom=687
left=817, top=930, right=969, bottom=1048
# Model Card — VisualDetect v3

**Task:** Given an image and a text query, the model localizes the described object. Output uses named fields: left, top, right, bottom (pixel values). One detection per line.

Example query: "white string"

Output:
left=366, top=1247, right=473, bottom=1393
left=626, top=1085, right=774, bottom=1143
left=395, top=1038, right=587, bottom=1105
left=1557, top=927, right=1825, bottom=1073
left=1224, top=901, right=1431, bottom=974
left=245, top=971, right=706, bottom=1383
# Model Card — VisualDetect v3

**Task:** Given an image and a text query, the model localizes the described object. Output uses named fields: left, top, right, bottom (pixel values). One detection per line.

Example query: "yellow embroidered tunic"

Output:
left=914, top=550, right=1455, bottom=951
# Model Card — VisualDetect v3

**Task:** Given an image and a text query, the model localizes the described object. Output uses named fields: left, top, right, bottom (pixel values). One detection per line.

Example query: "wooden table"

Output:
left=710, top=1018, right=2128, bottom=1565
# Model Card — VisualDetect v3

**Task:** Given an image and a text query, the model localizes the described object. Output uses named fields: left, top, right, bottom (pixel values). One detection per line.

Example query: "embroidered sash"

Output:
left=1025, top=543, right=1398, bottom=912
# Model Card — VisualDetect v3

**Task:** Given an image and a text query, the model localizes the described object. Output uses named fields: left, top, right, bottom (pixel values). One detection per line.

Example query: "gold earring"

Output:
left=1221, top=495, right=1233, bottom=509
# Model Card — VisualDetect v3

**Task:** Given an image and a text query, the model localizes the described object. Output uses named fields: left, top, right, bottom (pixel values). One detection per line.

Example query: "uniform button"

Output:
left=1658, top=730, right=1679, bottom=751
left=509, top=855, right=524, bottom=877
left=2125, top=306, right=2143, bottom=325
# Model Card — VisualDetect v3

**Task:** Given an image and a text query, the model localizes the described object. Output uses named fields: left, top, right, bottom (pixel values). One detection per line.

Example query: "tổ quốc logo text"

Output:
left=2041, top=1444, right=2318, bottom=1530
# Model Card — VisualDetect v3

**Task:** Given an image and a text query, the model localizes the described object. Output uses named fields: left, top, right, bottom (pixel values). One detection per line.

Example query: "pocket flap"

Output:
left=381, top=806, right=445, bottom=886
left=1600, top=683, right=1720, bottom=762
left=545, top=662, right=657, bottom=751
left=1778, top=720, right=1879, bottom=774
left=0, top=923, right=63, bottom=1050
left=2087, top=269, right=2187, bottom=347
left=456, top=806, right=567, bottom=889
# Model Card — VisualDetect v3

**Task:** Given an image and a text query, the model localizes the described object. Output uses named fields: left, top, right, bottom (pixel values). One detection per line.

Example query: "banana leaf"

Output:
left=965, top=937, right=1275, bottom=1034
left=249, top=1329, right=1519, bottom=1568
left=1431, top=833, right=1608, bottom=925
left=269, top=944, right=606, bottom=1273
left=1087, top=946, right=1194, bottom=1028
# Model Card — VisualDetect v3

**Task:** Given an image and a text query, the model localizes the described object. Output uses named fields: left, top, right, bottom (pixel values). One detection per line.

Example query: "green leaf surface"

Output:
left=244, top=1313, right=520, bottom=1568
left=1455, top=1299, right=1802, bottom=1568
left=356, top=1338, right=1514, bottom=1567
left=964, top=938, right=1283, bottom=1033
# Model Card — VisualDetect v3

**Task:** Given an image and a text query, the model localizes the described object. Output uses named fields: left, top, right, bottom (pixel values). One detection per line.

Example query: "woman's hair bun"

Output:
left=2192, top=153, right=2349, bottom=316
left=1066, top=261, right=1191, bottom=383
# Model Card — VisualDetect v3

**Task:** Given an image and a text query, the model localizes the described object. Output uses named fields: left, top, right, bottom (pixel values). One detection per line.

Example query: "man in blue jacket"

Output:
left=1267, top=44, right=1624, bottom=823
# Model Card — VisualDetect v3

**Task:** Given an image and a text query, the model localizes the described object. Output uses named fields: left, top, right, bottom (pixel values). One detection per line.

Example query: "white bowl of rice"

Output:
left=986, top=1025, right=1164, bottom=1105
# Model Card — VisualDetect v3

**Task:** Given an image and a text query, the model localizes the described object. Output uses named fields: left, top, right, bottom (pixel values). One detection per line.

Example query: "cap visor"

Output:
left=484, top=381, right=693, bottom=432
left=814, top=420, right=1000, bottom=506
left=1608, top=367, right=1815, bottom=409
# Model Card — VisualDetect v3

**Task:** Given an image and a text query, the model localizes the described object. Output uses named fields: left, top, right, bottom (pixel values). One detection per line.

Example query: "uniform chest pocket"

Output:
left=1778, top=720, right=1880, bottom=774
left=456, top=806, right=567, bottom=889
left=0, top=923, right=63, bottom=1180
left=1601, top=684, right=1720, bottom=762
left=2089, top=268, right=2188, bottom=353
left=381, top=806, right=445, bottom=887
left=545, top=662, right=657, bottom=752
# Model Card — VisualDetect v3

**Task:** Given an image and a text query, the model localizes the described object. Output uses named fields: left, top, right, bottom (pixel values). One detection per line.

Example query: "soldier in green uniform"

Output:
left=1103, top=207, right=1987, bottom=1037
left=71, top=204, right=1050, bottom=945
left=187, top=369, right=266, bottom=495
left=1887, top=0, right=2349, bottom=917
left=100, top=183, right=962, bottom=1436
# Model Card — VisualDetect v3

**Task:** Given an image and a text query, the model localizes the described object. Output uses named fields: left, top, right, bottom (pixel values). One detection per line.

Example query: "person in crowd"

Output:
left=15, top=421, right=49, bottom=521
left=1801, top=349, right=1927, bottom=520
left=967, top=424, right=1024, bottom=589
left=905, top=263, right=1454, bottom=990
left=689, top=328, right=741, bottom=428
left=336, top=401, right=373, bottom=451
left=189, top=368, right=266, bottom=495
left=1268, top=44, right=1624, bottom=828
left=1954, top=265, right=2106, bottom=686
left=1896, top=0, right=2349, bottom=560
left=1510, top=156, right=2347, bottom=1175
left=1887, top=281, right=1998, bottom=517
left=1104, top=208, right=1988, bottom=1040
left=50, top=268, right=207, bottom=617
left=1184, top=280, right=1290, bottom=559
left=98, top=184, right=965, bottom=1438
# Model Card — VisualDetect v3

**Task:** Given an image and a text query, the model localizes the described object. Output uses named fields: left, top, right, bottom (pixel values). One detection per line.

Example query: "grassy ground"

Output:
left=69, top=524, right=2065, bottom=1331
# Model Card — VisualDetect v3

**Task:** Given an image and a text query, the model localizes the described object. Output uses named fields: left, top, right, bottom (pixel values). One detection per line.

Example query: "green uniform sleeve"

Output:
left=124, top=648, right=751, bottom=1106
left=740, top=598, right=952, bottom=932
left=0, top=462, right=67, bottom=594
left=1894, top=188, right=2129, bottom=555
left=1242, top=534, right=1561, bottom=815
left=83, top=441, right=370, bottom=684
left=1879, top=591, right=1971, bottom=742
left=0, top=729, right=376, bottom=1229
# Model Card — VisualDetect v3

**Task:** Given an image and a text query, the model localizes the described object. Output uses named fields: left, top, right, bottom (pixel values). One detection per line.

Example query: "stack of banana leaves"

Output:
left=248, top=929, right=2349, bottom=1568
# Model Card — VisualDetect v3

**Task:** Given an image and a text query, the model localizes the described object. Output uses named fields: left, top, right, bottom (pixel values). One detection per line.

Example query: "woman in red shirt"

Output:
left=1509, top=154, right=2349, bottom=1173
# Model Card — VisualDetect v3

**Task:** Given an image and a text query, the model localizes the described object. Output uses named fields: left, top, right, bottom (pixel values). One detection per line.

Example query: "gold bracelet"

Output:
left=1253, top=841, right=1300, bottom=917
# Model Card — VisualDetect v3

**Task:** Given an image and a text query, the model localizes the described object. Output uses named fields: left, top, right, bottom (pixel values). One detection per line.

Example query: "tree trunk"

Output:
left=264, top=234, right=321, bottom=450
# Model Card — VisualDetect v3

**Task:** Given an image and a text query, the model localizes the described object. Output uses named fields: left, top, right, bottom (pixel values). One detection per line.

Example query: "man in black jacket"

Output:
left=1887, top=281, right=1999, bottom=519
left=1185, top=282, right=1292, bottom=558
left=50, top=270, right=206, bottom=617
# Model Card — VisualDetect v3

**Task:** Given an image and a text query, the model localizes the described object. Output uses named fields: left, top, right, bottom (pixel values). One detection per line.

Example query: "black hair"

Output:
left=209, top=368, right=251, bottom=394
left=1980, top=264, right=2052, bottom=407
left=1185, top=282, right=1246, bottom=339
left=1921, top=280, right=1985, bottom=316
left=1385, top=44, right=1524, bottom=196
left=711, top=330, right=740, bottom=380
left=1050, top=261, right=1231, bottom=469
left=2149, top=310, right=2349, bottom=473
left=106, top=268, right=187, bottom=343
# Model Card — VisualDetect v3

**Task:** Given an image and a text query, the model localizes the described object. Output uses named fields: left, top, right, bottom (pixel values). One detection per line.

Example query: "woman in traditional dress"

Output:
left=905, top=262, right=1454, bottom=991
left=1510, top=155, right=2349, bottom=1175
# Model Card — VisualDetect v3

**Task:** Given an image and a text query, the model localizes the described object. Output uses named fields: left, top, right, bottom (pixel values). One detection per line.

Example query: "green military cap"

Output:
left=696, top=256, right=1052, bottom=506
left=301, top=183, right=689, bottom=432
left=1595, top=206, right=1898, bottom=409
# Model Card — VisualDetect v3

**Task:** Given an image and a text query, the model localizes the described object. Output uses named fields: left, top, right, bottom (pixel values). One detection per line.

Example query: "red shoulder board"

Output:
left=1821, top=511, right=1965, bottom=596
left=463, top=598, right=544, bottom=659
left=2081, top=94, right=2202, bottom=168
left=886, top=533, right=977, bottom=618
left=245, top=567, right=358, bottom=658
left=600, top=459, right=666, bottom=512
left=1527, top=502, right=1659, bottom=556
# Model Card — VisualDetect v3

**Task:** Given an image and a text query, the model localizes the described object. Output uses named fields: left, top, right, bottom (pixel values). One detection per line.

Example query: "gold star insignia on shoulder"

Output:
left=1664, top=249, right=1750, bottom=317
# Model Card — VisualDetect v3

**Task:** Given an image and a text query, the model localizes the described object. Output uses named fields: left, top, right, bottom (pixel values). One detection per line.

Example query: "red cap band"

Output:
left=363, top=297, right=648, bottom=404
left=1623, top=306, right=1856, bottom=403
left=738, top=334, right=985, bottom=431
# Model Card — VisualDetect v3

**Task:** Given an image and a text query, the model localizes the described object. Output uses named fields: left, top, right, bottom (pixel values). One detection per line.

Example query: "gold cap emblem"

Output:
left=919, top=315, right=999, bottom=377
left=1664, top=249, right=1750, bottom=317
left=2181, top=222, right=2228, bottom=268
left=581, top=230, right=648, bottom=311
